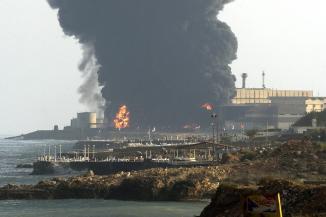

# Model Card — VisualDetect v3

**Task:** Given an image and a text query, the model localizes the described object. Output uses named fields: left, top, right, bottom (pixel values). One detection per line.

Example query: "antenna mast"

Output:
left=262, top=71, right=266, bottom=89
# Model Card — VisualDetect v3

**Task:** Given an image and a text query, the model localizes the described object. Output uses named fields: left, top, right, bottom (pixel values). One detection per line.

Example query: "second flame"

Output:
left=114, top=105, right=130, bottom=129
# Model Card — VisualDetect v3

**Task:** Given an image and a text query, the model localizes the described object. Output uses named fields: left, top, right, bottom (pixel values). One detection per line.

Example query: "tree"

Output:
left=245, top=129, right=258, bottom=141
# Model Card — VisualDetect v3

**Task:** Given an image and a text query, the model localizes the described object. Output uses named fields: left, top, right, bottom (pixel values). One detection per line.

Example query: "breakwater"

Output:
left=32, top=160, right=218, bottom=175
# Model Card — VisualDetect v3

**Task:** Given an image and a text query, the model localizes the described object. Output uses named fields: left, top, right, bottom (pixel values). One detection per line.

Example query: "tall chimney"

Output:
left=241, top=73, right=248, bottom=88
left=262, top=71, right=266, bottom=88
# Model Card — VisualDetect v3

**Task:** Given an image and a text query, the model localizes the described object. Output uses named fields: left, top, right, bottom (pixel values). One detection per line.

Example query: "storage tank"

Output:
left=77, top=112, right=97, bottom=129
left=89, top=113, right=97, bottom=129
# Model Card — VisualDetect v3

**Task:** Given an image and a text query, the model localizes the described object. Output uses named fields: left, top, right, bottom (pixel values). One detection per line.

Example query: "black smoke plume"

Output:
left=48, top=0, right=238, bottom=129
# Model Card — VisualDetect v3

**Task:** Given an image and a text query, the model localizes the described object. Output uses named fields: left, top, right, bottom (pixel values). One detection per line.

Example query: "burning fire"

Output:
left=201, top=103, right=213, bottom=111
left=113, top=105, right=130, bottom=129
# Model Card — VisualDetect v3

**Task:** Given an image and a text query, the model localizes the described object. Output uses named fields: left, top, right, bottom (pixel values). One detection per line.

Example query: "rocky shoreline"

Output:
left=0, top=166, right=229, bottom=201
left=199, top=178, right=326, bottom=217
left=1, top=140, right=326, bottom=217
left=2, top=170, right=326, bottom=217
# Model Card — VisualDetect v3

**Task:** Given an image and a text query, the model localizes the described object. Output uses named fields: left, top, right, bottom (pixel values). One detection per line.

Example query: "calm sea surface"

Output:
left=0, top=138, right=206, bottom=217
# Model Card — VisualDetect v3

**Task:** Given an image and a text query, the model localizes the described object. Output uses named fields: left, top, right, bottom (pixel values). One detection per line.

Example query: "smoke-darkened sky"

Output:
left=47, top=0, right=238, bottom=128
left=0, top=0, right=326, bottom=134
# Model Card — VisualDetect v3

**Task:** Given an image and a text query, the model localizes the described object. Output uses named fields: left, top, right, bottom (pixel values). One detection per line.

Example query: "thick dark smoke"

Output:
left=48, top=0, right=238, bottom=129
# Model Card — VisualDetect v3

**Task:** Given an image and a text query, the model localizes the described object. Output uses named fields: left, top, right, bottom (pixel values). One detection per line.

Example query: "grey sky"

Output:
left=220, top=0, right=326, bottom=93
left=0, top=0, right=84, bottom=135
left=0, top=0, right=325, bottom=135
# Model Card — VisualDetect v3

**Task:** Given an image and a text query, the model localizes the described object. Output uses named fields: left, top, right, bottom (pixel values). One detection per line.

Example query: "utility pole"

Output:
left=48, top=145, right=51, bottom=161
left=211, top=114, right=217, bottom=143
left=211, top=122, right=215, bottom=143
left=211, top=113, right=218, bottom=161
left=59, top=144, right=62, bottom=160
left=148, top=128, right=151, bottom=144
left=216, top=115, right=220, bottom=144
left=54, top=145, right=57, bottom=162
left=87, top=145, right=90, bottom=160
left=211, top=113, right=219, bottom=143
left=93, top=145, right=95, bottom=160
left=266, top=121, right=269, bottom=147
left=43, top=145, right=46, bottom=160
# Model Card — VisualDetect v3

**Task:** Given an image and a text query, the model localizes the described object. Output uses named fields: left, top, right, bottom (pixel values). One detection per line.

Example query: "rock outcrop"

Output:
left=0, top=167, right=229, bottom=201
left=199, top=178, right=326, bottom=217
left=16, top=163, right=33, bottom=169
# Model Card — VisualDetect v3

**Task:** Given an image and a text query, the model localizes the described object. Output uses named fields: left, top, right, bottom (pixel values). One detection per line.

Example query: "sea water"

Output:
left=0, top=200, right=206, bottom=217
left=0, top=138, right=207, bottom=217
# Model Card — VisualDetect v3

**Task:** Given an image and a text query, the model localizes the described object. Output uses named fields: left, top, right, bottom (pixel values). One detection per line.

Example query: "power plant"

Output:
left=68, top=112, right=104, bottom=130
left=8, top=72, right=326, bottom=140
left=220, top=73, right=326, bottom=131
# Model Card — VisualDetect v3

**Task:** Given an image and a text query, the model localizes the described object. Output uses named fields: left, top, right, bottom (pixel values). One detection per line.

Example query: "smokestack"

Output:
left=262, top=71, right=266, bottom=89
left=48, top=0, right=238, bottom=128
left=241, top=73, right=248, bottom=89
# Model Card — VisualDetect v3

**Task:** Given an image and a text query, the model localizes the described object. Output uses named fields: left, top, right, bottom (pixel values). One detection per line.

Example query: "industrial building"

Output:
left=221, top=73, right=326, bottom=130
left=67, top=112, right=104, bottom=130
left=305, top=97, right=326, bottom=113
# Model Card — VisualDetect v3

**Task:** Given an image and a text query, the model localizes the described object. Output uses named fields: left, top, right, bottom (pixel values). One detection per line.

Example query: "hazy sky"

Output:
left=221, top=0, right=326, bottom=92
left=0, top=0, right=325, bottom=135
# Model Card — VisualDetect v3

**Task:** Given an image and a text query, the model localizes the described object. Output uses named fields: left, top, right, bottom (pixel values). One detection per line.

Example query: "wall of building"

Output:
left=70, top=112, right=98, bottom=129
left=306, top=98, right=326, bottom=113
left=220, top=104, right=278, bottom=130
left=71, top=118, right=79, bottom=129
left=269, top=97, right=307, bottom=130
left=229, top=88, right=319, bottom=130
left=232, top=88, right=313, bottom=105
left=270, top=97, right=307, bottom=115
left=277, top=114, right=305, bottom=130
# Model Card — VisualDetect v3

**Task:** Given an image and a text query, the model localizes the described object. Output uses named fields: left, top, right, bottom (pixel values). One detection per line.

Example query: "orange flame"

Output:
left=113, top=105, right=130, bottom=129
left=201, top=103, right=213, bottom=111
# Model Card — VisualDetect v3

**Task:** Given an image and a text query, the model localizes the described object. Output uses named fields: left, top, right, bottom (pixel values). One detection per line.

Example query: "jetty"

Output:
left=32, top=140, right=234, bottom=175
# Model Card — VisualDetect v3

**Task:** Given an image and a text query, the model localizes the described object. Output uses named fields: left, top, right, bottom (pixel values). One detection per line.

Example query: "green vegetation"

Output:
left=245, top=129, right=258, bottom=140
left=294, top=110, right=326, bottom=127
left=320, top=142, right=326, bottom=150
left=240, top=151, right=257, bottom=162
left=304, top=129, right=326, bottom=142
